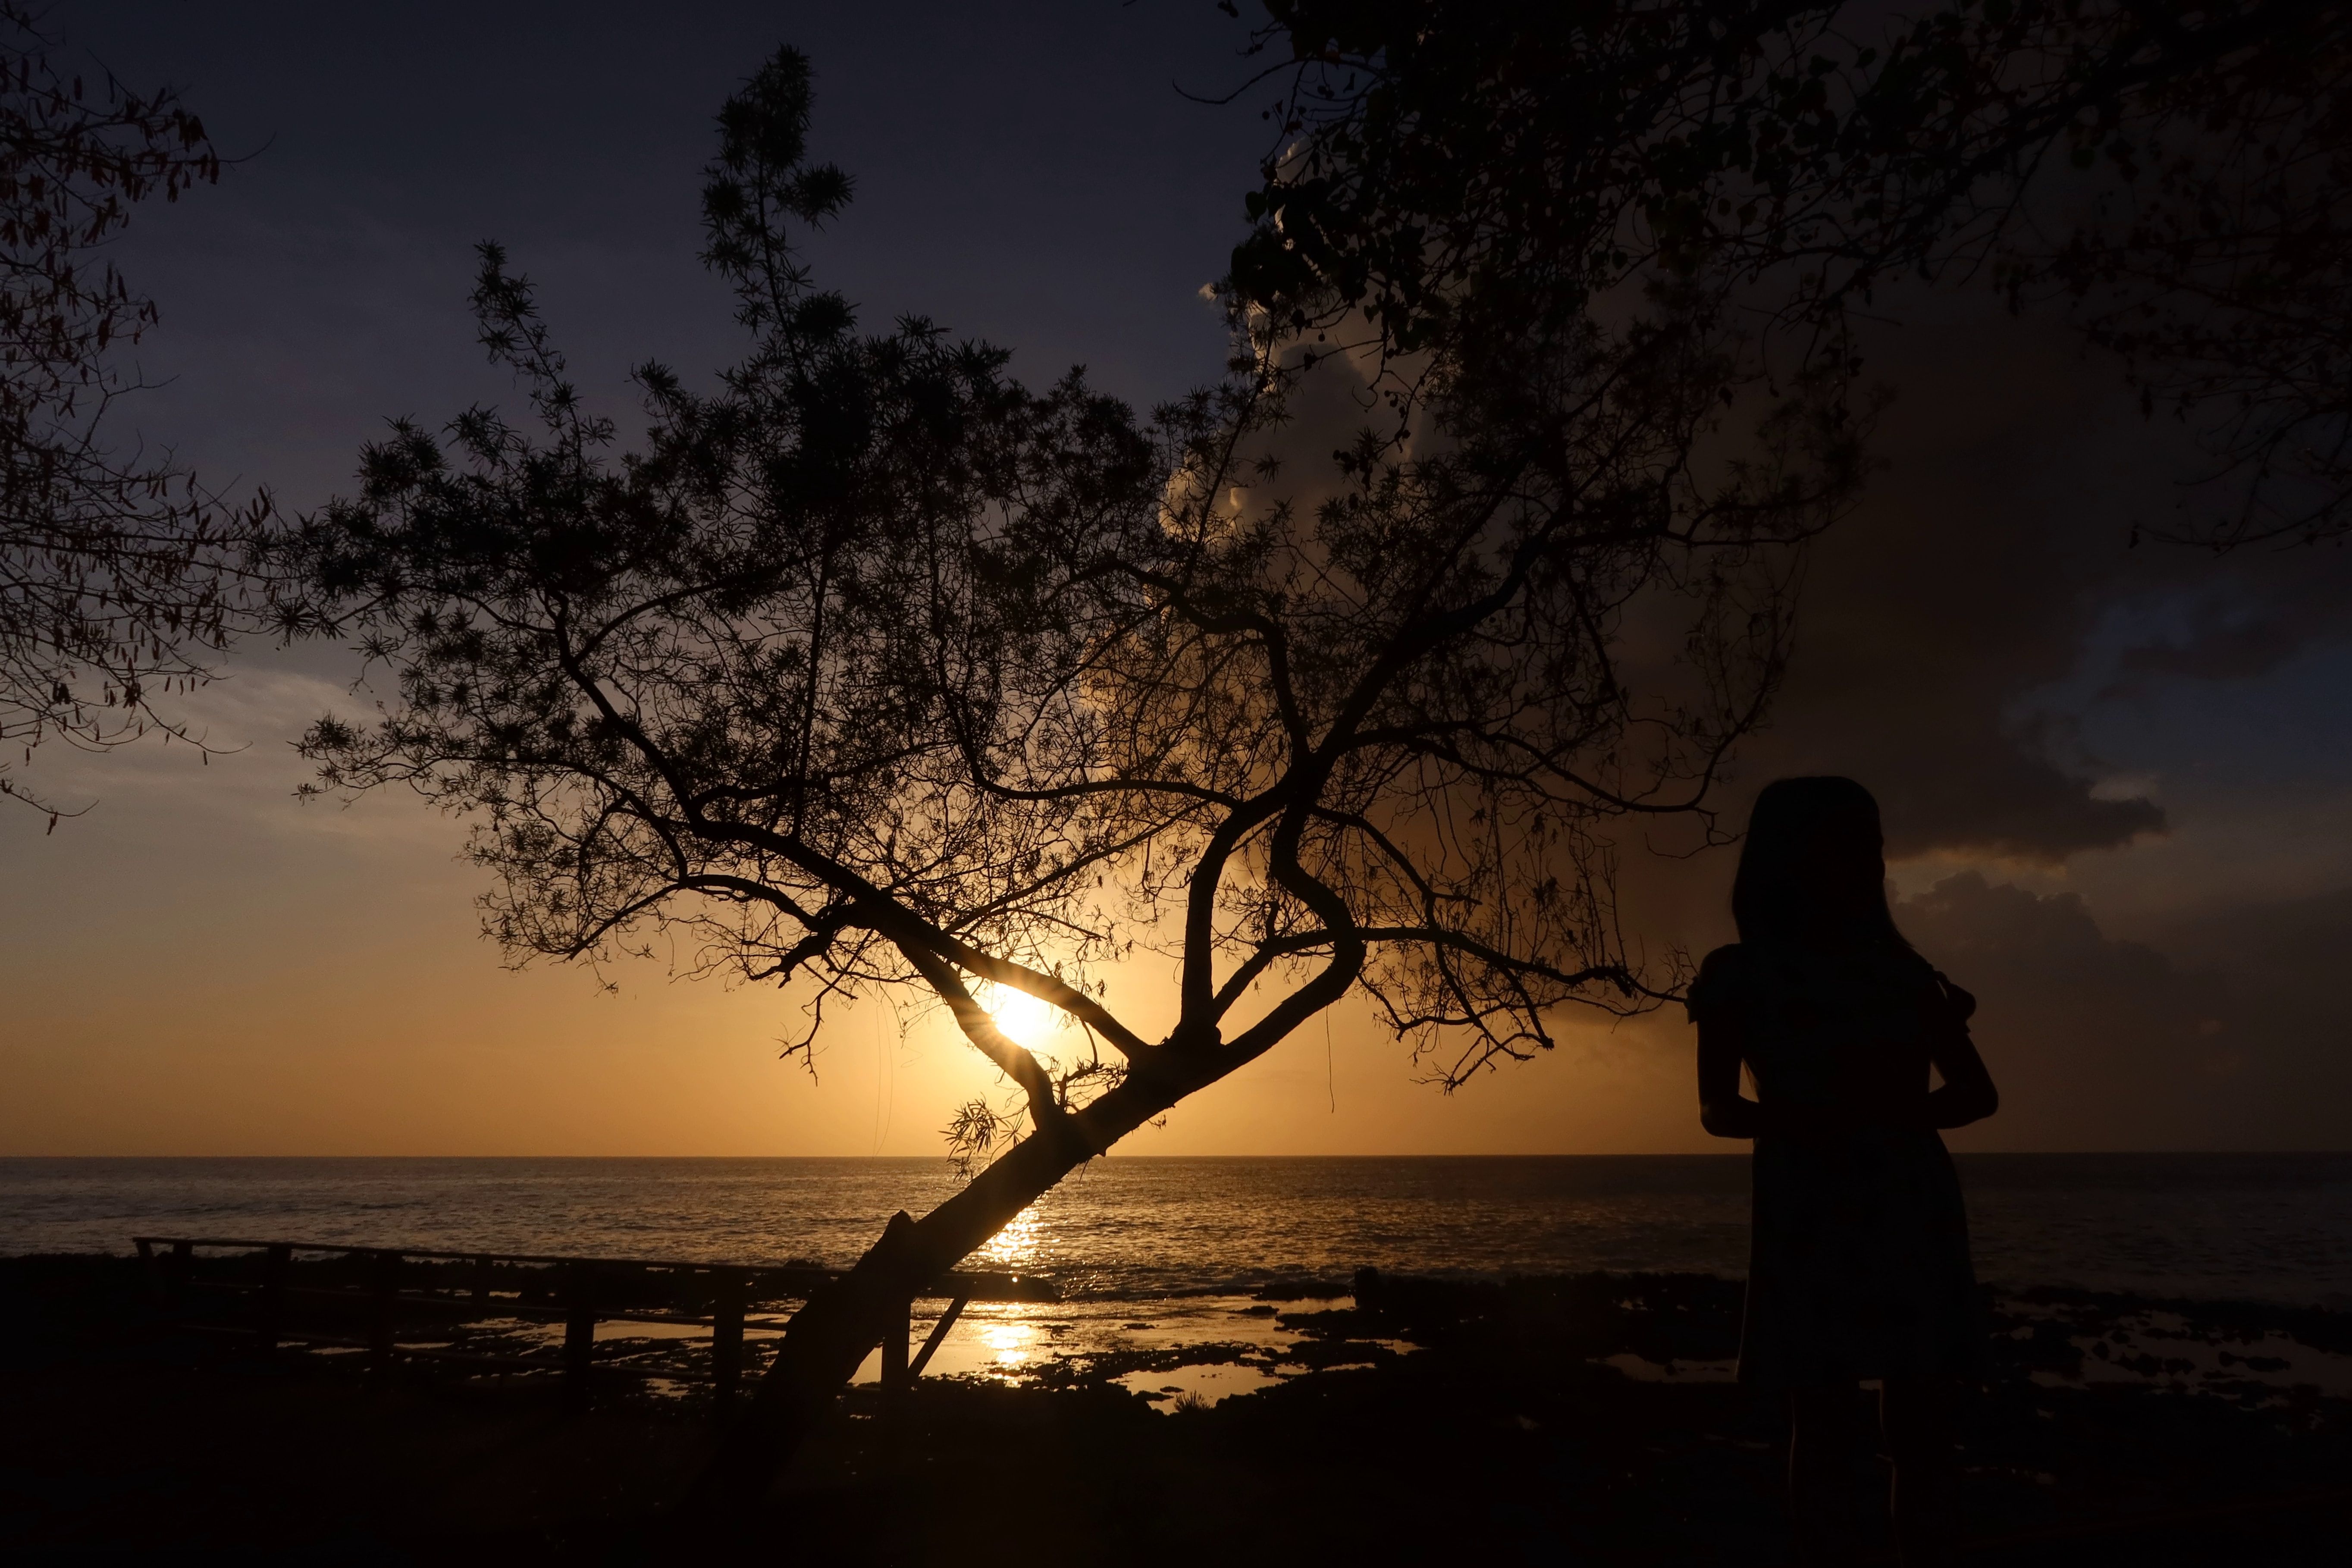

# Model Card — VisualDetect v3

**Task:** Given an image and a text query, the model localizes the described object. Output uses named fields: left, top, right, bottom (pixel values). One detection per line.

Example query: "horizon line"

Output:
left=5, top=1149, right=2348, bottom=1160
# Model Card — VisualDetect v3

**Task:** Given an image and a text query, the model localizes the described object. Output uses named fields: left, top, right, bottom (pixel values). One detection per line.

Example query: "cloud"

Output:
left=0, top=642, right=472, bottom=863
left=2114, top=604, right=2308, bottom=685
left=1898, top=872, right=2227, bottom=1147
left=1729, top=309, right=2159, bottom=859
left=2146, top=887, right=2352, bottom=1143
left=2102, top=564, right=2352, bottom=693
left=1895, top=871, right=2352, bottom=1150
left=2162, top=885, right=2352, bottom=978
left=1723, top=290, right=2352, bottom=865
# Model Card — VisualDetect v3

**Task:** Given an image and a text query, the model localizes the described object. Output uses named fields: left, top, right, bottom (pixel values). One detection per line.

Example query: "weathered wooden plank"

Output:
left=906, top=1294, right=969, bottom=1380
left=879, top=1296, right=911, bottom=1394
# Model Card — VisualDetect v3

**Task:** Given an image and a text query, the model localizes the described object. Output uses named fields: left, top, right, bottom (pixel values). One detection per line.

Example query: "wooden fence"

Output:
left=132, top=1234, right=1054, bottom=1411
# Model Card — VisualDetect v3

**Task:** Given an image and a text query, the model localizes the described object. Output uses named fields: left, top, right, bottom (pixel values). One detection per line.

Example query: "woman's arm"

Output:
left=1697, top=1014, right=1759, bottom=1138
left=1921, top=1015, right=1999, bottom=1129
left=1697, top=1017, right=1850, bottom=1138
left=1700, top=1010, right=1995, bottom=1137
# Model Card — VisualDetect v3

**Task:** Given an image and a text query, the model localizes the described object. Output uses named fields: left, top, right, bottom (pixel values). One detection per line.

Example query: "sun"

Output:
left=980, top=983, right=1062, bottom=1049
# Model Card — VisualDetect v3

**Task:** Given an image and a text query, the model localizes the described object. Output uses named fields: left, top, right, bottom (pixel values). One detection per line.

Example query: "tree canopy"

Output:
left=0, top=3, right=272, bottom=823
left=295, top=33, right=1839, bottom=1124
left=1232, top=0, right=2352, bottom=548
left=290, top=35, right=1857, bottom=1486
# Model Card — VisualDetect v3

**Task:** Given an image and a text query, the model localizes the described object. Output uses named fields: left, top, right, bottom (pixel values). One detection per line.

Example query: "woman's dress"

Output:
left=1687, top=941, right=1986, bottom=1388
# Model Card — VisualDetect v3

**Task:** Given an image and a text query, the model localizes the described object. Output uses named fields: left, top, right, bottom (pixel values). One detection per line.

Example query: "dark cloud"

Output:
left=1715, top=306, right=2352, bottom=1140
left=2105, top=565, right=2352, bottom=692
left=2148, top=888, right=2352, bottom=1148
left=2161, top=885, right=2352, bottom=978
left=1735, top=310, right=2167, bottom=859
left=1725, top=295, right=2352, bottom=863
left=1897, top=873, right=2248, bottom=1148
left=2113, top=607, right=2309, bottom=685
left=1888, top=873, right=2352, bottom=1150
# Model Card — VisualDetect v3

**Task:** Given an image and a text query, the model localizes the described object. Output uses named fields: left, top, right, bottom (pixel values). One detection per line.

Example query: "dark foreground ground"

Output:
left=2, top=1256, right=2346, bottom=1565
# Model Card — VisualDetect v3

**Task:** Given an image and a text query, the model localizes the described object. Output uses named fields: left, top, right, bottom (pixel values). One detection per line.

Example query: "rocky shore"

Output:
left=3, top=1254, right=2346, bottom=1564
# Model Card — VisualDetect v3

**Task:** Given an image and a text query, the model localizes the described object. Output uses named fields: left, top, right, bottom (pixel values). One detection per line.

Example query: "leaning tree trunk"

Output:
left=677, top=1066, right=1194, bottom=1513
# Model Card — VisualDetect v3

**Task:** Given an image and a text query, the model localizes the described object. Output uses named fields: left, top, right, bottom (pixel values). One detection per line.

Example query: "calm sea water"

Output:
left=3, top=1154, right=2347, bottom=1306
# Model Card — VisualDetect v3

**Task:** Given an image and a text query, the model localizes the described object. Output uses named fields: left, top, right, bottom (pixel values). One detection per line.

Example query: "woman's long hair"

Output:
left=1731, top=776, right=1911, bottom=950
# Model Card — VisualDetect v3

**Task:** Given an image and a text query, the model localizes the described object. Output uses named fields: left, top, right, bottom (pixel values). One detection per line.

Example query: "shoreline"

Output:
left=7, top=1249, right=2351, bottom=1398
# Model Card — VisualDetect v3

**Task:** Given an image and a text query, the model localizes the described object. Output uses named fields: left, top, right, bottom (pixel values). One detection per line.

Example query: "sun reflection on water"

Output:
left=975, top=1201, right=1048, bottom=1273
left=977, top=1321, right=1034, bottom=1367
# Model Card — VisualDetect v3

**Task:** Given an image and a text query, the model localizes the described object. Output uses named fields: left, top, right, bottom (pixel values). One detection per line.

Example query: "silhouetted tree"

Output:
left=0, top=4, right=270, bottom=824
left=1232, top=0, right=2352, bottom=549
left=292, top=41, right=1846, bottom=1502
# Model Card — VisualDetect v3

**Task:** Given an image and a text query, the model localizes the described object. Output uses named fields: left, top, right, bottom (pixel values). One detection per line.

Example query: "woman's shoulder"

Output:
left=1873, top=945, right=1976, bottom=1020
left=1684, top=943, right=1759, bottom=1022
left=1694, top=942, right=1752, bottom=978
left=1912, top=954, right=1978, bottom=1022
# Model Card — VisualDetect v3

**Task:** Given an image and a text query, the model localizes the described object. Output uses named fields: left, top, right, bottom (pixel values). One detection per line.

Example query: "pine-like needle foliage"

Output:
left=0, top=4, right=273, bottom=822
left=1233, top=1, right=2352, bottom=549
left=291, top=40, right=1857, bottom=1153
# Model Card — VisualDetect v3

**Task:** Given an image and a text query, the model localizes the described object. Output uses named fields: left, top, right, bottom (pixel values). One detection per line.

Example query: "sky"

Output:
left=3, top=2, right=2348, bottom=1157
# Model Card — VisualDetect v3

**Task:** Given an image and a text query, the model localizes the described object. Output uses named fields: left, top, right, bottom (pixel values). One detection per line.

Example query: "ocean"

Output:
left=5, top=1152, right=2347, bottom=1305
left=9, top=1153, right=2347, bottom=1395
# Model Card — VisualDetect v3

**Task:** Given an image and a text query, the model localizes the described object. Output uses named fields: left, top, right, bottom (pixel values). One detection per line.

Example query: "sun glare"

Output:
left=981, top=983, right=1062, bottom=1048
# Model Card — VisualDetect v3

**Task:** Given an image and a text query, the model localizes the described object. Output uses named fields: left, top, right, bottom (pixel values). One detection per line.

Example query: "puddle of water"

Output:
left=911, top=1317, right=1049, bottom=1380
left=839, top=1296, right=1416, bottom=1399
left=596, top=1320, right=706, bottom=1342
left=1115, top=1361, right=1286, bottom=1409
left=290, top=1291, right=1410, bottom=1399
left=840, top=1296, right=1316, bottom=1386
left=847, top=1305, right=1058, bottom=1385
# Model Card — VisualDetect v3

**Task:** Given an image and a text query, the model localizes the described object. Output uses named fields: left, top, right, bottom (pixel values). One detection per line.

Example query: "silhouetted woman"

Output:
left=1689, top=777, right=1999, bottom=1568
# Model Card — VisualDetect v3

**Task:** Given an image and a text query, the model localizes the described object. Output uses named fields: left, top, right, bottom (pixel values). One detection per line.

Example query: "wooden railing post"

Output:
left=473, top=1253, right=494, bottom=1305
left=880, top=1295, right=911, bottom=1393
left=257, top=1244, right=292, bottom=1355
left=563, top=1264, right=597, bottom=1414
left=907, top=1294, right=969, bottom=1380
left=368, top=1250, right=401, bottom=1382
left=710, top=1272, right=746, bottom=1414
